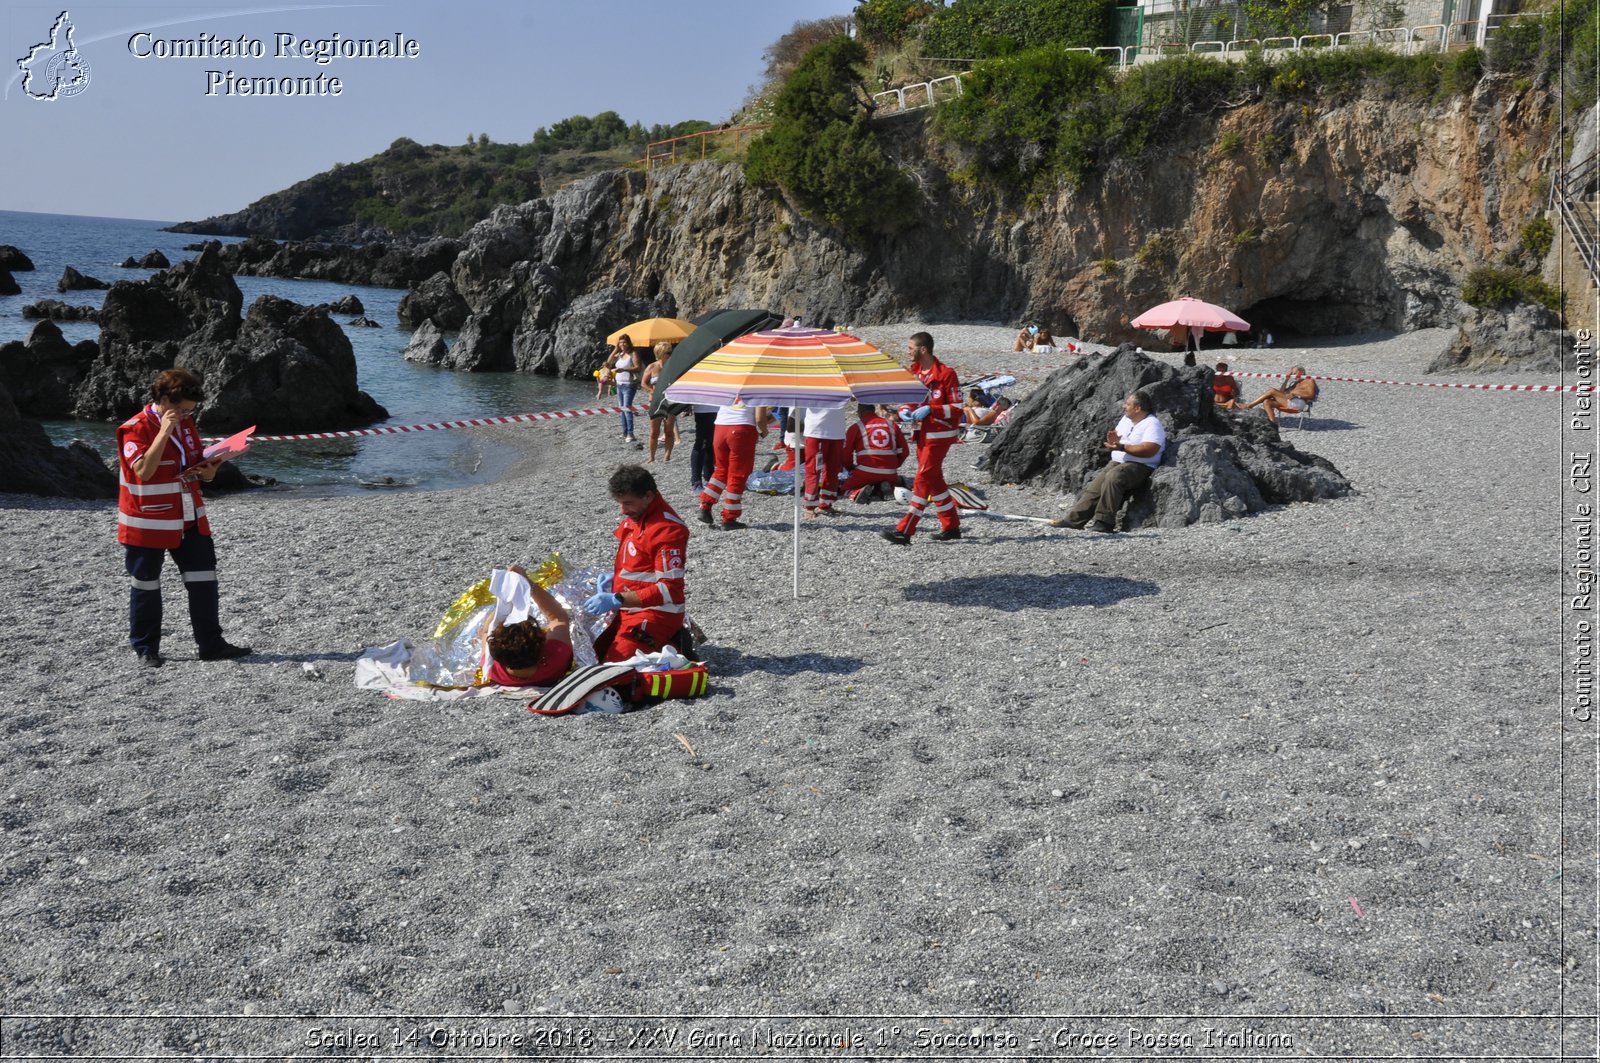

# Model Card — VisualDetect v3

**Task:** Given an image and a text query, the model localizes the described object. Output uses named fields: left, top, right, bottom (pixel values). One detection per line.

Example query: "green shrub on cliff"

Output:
left=1463, top=264, right=1563, bottom=314
left=920, top=0, right=1117, bottom=58
left=744, top=36, right=919, bottom=237
left=932, top=48, right=1112, bottom=184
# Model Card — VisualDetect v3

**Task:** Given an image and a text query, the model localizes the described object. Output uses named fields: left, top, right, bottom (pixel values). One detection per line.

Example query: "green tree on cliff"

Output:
left=744, top=36, right=919, bottom=238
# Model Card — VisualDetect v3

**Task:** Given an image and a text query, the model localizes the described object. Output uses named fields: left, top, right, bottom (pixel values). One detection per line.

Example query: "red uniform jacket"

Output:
left=116, top=406, right=210, bottom=548
left=613, top=493, right=689, bottom=622
left=915, top=358, right=964, bottom=444
left=845, top=414, right=909, bottom=474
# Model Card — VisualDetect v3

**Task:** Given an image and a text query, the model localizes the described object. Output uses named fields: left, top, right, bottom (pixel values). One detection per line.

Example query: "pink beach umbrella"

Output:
left=1130, top=297, right=1250, bottom=333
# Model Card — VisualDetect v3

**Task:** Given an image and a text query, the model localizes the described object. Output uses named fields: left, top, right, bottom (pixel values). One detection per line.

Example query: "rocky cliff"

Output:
left=405, top=72, right=1555, bottom=377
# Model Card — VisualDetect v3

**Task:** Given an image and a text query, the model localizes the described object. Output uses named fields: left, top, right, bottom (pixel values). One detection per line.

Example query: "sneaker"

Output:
left=1090, top=522, right=1116, bottom=533
left=691, top=481, right=704, bottom=492
left=198, top=641, right=254, bottom=661
left=931, top=527, right=962, bottom=541
left=881, top=529, right=912, bottom=545
left=719, top=519, right=749, bottom=531
left=1049, top=517, right=1087, bottom=529
left=815, top=506, right=838, bottom=516
left=136, top=651, right=163, bottom=669
left=697, top=506, right=714, bottom=526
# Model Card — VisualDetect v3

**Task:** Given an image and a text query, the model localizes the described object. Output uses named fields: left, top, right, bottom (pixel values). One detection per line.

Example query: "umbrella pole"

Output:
left=792, top=458, right=801, bottom=600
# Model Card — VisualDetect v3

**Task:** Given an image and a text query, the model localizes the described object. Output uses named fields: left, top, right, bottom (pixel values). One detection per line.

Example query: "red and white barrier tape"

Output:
left=237, top=403, right=640, bottom=443
left=220, top=368, right=1595, bottom=446
left=994, top=360, right=1594, bottom=394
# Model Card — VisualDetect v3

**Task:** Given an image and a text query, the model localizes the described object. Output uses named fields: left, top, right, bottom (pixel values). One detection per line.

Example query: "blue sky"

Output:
left=3, top=0, right=852, bottom=221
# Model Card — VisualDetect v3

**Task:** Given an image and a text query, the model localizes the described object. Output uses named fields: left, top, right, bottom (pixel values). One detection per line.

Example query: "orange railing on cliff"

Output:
left=641, top=125, right=770, bottom=170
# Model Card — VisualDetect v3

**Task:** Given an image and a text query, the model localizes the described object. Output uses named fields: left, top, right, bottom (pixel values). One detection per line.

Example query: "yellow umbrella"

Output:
left=605, top=317, right=696, bottom=347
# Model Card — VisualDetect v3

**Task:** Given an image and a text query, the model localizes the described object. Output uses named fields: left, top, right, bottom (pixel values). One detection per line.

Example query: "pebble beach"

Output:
left=1, top=324, right=1592, bottom=1058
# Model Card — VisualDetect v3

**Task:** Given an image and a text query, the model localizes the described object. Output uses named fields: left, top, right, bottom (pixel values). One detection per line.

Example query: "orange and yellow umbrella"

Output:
left=605, top=317, right=696, bottom=348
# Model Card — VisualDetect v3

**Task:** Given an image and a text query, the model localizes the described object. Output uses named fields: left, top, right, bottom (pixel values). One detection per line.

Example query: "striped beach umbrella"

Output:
left=664, top=327, right=928, bottom=600
left=663, top=327, right=928, bottom=409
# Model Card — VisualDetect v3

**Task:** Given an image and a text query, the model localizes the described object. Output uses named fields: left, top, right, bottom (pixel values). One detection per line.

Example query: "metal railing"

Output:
left=853, top=13, right=1541, bottom=126
left=871, top=74, right=964, bottom=115
left=641, top=124, right=770, bottom=170
left=1551, top=149, right=1600, bottom=288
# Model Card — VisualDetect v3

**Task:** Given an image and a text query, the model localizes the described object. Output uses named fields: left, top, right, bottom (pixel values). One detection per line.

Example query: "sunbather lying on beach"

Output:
left=481, top=564, right=575, bottom=687
left=1243, top=366, right=1318, bottom=423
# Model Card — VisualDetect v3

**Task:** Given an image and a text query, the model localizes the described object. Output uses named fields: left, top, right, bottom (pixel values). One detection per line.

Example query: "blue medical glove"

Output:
left=908, top=405, right=931, bottom=422
left=583, top=591, right=622, bottom=614
left=596, top=573, right=613, bottom=594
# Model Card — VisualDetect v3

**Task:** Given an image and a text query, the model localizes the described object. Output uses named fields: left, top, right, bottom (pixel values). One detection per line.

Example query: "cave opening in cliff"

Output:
left=1236, top=295, right=1376, bottom=339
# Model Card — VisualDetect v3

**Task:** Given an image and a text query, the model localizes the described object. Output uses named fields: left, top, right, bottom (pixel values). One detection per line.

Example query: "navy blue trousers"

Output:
left=124, top=528, right=223, bottom=655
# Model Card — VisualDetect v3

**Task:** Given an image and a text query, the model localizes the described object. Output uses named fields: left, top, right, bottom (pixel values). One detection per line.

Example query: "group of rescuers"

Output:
left=116, top=334, right=1315, bottom=695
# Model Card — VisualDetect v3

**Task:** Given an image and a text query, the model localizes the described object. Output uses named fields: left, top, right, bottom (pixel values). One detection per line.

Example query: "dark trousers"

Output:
left=1066, top=461, right=1155, bottom=529
left=689, top=412, right=715, bottom=487
left=125, top=527, right=223, bottom=654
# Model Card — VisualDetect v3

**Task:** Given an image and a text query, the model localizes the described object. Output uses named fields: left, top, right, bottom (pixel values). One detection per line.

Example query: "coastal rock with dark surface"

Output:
left=1428, top=302, right=1573, bottom=374
left=138, top=249, right=171, bottom=269
left=550, top=288, right=666, bottom=379
left=447, top=260, right=564, bottom=372
left=0, top=246, right=35, bottom=271
left=0, top=381, right=116, bottom=499
left=388, top=76, right=1556, bottom=357
left=988, top=346, right=1350, bottom=528
left=214, top=235, right=461, bottom=289
left=185, top=295, right=388, bottom=433
left=22, top=299, right=99, bottom=322
left=0, top=321, right=99, bottom=418
left=77, top=242, right=247, bottom=419
left=57, top=266, right=110, bottom=292
left=402, top=320, right=449, bottom=365
left=0, top=270, right=19, bottom=296
left=74, top=243, right=386, bottom=432
left=396, top=271, right=470, bottom=330
left=119, top=257, right=139, bottom=269
left=346, top=316, right=381, bottom=328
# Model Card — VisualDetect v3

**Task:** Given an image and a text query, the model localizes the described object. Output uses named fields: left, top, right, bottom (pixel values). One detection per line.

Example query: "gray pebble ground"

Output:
left=2, top=324, right=1593, bottom=1059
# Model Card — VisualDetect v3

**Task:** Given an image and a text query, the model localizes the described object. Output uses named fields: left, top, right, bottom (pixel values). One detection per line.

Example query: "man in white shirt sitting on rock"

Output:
left=1051, top=390, right=1166, bottom=533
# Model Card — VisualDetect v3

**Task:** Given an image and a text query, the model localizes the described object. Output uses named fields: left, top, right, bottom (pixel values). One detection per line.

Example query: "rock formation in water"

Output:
left=0, top=321, right=99, bottom=418
left=0, top=380, right=116, bottom=499
left=61, top=243, right=386, bottom=433
left=57, top=266, right=109, bottom=292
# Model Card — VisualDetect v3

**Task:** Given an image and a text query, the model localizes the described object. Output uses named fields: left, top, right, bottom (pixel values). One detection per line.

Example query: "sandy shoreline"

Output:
left=1, top=324, right=1592, bottom=1057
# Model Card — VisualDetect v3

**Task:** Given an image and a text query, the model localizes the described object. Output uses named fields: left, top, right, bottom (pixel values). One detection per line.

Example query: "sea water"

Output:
left=0, top=210, right=601, bottom=493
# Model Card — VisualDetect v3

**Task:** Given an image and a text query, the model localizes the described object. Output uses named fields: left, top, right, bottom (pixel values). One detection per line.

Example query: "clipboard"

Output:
left=200, top=425, right=255, bottom=465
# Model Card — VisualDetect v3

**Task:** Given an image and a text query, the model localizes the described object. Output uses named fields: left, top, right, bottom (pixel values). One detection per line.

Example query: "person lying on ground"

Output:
left=966, top=395, right=1014, bottom=428
left=481, top=566, right=575, bottom=687
left=1242, top=365, right=1318, bottom=423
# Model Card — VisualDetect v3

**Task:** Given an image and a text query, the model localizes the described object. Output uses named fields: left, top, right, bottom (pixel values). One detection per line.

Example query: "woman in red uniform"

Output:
left=116, top=368, right=252, bottom=667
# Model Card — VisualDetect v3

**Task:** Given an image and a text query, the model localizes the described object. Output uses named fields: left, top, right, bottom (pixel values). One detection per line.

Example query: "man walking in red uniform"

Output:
left=883, top=332, right=964, bottom=544
left=841, top=402, right=909, bottom=498
left=585, top=465, right=689, bottom=661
